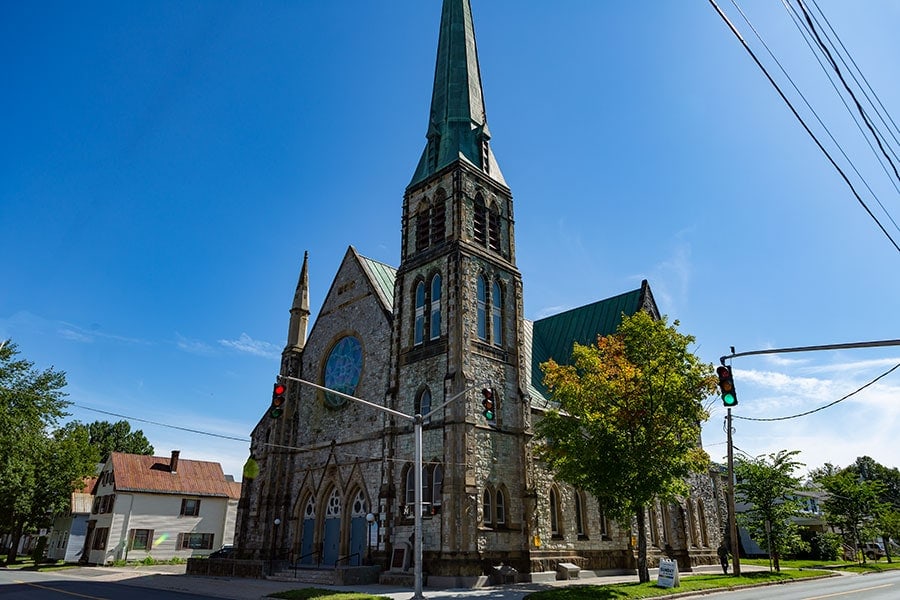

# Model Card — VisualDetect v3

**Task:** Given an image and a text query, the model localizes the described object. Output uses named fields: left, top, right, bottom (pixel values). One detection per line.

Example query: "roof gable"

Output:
left=529, top=281, right=656, bottom=403
left=110, top=452, right=234, bottom=497
left=355, top=249, right=397, bottom=312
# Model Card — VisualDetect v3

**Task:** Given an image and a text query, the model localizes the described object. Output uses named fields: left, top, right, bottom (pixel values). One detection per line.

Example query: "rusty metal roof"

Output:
left=110, top=452, right=237, bottom=497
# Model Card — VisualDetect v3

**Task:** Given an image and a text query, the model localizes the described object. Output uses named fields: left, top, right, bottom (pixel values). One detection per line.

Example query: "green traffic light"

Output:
left=270, top=407, right=284, bottom=419
left=723, top=393, right=737, bottom=407
left=483, top=409, right=494, bottom=420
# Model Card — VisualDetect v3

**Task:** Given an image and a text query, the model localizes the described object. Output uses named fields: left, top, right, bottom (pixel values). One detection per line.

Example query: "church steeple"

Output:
left=410, top=0, right=505, bottom=188
left=284, top=251, right=310, bottom=354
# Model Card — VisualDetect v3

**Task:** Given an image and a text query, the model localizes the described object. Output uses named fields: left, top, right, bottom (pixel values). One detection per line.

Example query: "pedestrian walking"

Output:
left=717, top=543, right=730, bottom=574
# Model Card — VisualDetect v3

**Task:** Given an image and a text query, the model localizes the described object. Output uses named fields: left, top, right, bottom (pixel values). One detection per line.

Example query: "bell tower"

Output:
left=387, top=0, right=533, bottom=577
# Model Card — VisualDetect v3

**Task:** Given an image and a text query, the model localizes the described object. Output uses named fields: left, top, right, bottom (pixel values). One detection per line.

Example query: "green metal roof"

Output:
left=530, top=282, right=652, bottom=402
left=409, top=0, right=505, bottom=188
left=356, top=250, right=397, bottom=312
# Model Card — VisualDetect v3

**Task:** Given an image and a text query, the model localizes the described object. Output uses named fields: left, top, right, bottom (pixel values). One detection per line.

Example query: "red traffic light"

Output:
left=271, top=382, right=287, bottom=417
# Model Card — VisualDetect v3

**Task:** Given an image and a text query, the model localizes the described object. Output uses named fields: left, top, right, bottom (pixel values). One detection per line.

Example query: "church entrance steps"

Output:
left=269, top=565, right=381, bottom=586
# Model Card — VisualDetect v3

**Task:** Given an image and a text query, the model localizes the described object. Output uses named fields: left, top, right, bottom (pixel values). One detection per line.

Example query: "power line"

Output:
left=708, top=0, right=900, bottom=254
left=734, top=361, right=900, bottom=422
left=73, top=403, right=251, bottom=443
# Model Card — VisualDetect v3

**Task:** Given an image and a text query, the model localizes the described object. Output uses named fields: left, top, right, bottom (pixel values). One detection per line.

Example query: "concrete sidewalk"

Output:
left=65, top=563, right=761, bottom=600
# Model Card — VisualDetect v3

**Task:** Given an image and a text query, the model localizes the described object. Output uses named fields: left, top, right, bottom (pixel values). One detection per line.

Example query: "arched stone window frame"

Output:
left=415, top=386, right=432, bottom=416
left=476, top=274, right=487, bottom=341
left=431, top=463, right=443, bottom=512
left=495, top=485, right=508, bottom=527
left=415, top=199, right=431, bottom=252
left=482, top=487, right=494, bottom=527
left=491, top=279, right=503, bottom=347
left=487, top=201, right=501, bottom=252
left=574, top=489, right=588, bottom=539
left=473, top=193, right=487, bottom=246
left=549, top=486, right=563, bottom=538
left=402, top=462, right=441, bottom=518
left=414, top=280, right=426, bottom=345
left=430, top=188, right=446, bottom=245
left=430, top=274, right=442, bottom=340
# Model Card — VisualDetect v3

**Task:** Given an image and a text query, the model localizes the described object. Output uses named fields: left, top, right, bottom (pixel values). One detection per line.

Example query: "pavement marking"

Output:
left=15, top=579, right=110, bottom=600
left=804, top=583, right=893, bottom=599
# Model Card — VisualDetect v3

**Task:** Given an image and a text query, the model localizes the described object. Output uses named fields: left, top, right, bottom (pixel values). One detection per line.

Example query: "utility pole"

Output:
left=726, top=407, right=741, bottom=576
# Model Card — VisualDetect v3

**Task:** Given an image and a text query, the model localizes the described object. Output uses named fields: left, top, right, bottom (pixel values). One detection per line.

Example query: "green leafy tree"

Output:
left=815, top=469, right=887, bottom=564
left=536, top=312, right=715, bottom=582
left=847, top=456, right=900, bottom=563
left=879, top=510, right=900, bottom=563
left=57, top=419, right=154, bottom=461
left=0, top=341, right=96, bottom=564
left=735, top=450, right=808, bottom=571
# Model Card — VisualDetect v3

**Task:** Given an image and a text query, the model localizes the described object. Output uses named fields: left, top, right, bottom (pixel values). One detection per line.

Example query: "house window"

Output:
left=599, top=506, right=609, bottom=538
left=491, top=280, right=503, bottom=346
left=92, top=527, right=109, bottom=550
left=181, top=498, right=201, bottom=517
left=496, top=488, right=506, bottom=526
left=430, top=274, right=442, bottom=340
left=476, top=275, right=487, bottom=341
left=482, top=489, right=493, bottom=526
left=130, top=528, right=154, bottom=551
left=180, top=532, right=214, bottom=550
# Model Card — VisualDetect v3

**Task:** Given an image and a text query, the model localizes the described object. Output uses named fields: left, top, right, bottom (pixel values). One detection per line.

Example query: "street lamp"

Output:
left=270, top=518, right=281, bottom=574
left=366, top=513, right=376, bottom=564
left=279, top=375, right=489, bottom=600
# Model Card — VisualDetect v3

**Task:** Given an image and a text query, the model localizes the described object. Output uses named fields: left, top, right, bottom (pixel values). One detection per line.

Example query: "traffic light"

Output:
left=270, top=382, right=287, bottom=418
left=481, top=388, right=498, bottom=428
left=716, top=365, right=738, bottom=407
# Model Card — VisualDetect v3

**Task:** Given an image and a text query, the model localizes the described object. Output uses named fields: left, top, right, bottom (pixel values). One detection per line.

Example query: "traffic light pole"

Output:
left=279, top=375, right=488, bottom=600
left=726, top=407, right=741, bottom=576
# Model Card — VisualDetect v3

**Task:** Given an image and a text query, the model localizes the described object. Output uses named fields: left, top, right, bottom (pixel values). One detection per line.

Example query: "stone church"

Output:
left=234, top=0, right=723, bottom=585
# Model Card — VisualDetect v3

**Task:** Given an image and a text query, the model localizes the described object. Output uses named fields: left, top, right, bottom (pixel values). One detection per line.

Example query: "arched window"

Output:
left=698, top=501, right=709, bottom=547
left=414, top=282, right=426, bottom=345
left=491, top=280, right=503, bottom=346
left=474, top=195, right=487, bottom=246
left=432, top=464, right=443, bottom=511
left=549, top=487, right=561, bottom=536
left=574, top=490, right=586, bottom=537
left=405, top=466, right=416, bottom=507
left=431, top=191, right=446, bottom=244
left=599, top=506, right=609, bottom=537
left=476, top=275, right=487, bottom=341
left=416, top=202, right=430, bottom=251
left=416, top=388, right=432, bottom=416
left=482, top=489, right=493, bottom=526
left=430, top=274, right=442, bottom=340
left=488, top=204, right=501, bottom=252
left=496, top=487, right=506, bottom=526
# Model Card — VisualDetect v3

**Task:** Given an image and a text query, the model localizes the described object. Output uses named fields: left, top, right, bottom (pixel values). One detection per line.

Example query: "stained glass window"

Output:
left=323, top=336, right=363, bottom=409
left=476, top=275, right=487, bottom=341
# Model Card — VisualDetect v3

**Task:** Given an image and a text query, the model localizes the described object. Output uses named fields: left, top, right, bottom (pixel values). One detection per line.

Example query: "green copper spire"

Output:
left=410, top=0, right=505, bottom=187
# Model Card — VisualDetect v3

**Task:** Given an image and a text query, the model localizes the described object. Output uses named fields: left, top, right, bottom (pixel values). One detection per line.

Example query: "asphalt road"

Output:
left=0, top=568, right=215, bottom=600
left=702, top=569, right=900, bottom=599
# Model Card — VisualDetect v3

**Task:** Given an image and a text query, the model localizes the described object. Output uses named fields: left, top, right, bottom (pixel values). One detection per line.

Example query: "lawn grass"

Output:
left=523, top=569, right=832, bottom=600
left=0, top=558, right=76, bottom=572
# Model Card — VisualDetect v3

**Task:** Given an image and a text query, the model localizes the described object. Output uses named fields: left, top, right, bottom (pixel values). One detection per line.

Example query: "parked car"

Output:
left=861, top=542, right=886, bottom=560
left=209, top=545, right=235, bottom=559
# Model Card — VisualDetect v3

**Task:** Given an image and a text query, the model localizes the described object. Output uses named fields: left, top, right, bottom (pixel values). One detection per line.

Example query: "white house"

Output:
left=81, top=450, right=241, bottom=565
left=47, top=476, right=98, bottom=562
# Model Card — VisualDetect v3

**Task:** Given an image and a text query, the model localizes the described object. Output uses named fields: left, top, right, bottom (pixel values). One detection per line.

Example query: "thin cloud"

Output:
left=175, top=333, right=216, bottom=356
left=218, top=333, right=279, bottom=358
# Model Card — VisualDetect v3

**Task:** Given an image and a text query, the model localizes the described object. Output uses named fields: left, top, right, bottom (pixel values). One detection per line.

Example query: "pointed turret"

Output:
left=410, top=0, right=505, bottom=187
left=284, top=251, right=310, bottom=353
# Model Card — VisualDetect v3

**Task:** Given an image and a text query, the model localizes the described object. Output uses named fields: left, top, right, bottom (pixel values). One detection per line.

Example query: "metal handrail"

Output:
left=294, top=550, right=321, bottom=576
left=335, top=552, right=361, bottom=567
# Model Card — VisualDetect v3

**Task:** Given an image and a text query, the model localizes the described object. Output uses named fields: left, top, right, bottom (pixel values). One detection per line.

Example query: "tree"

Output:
left=536, top=311, right=715, bottom=582
left=847, top=456, right=900, bottom=563
left=814, top=469, right=887, bottom=564
left=57, top=419, right=154, bottom=460
left=0, top=341, right=96, bottom=563
left=734, top=450, right=807, bottom=571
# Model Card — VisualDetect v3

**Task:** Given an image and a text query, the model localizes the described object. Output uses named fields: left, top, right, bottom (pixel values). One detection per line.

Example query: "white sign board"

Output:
left=657, top=558, right=680, bottom=588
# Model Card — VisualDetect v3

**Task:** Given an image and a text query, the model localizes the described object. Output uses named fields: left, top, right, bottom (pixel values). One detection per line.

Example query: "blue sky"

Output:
left=2, top=1, right=898, bottom=481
